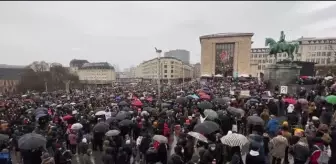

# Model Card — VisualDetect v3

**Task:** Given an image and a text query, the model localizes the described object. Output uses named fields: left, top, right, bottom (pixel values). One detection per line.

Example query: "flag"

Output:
left=219, top=51, right=227, bottom=62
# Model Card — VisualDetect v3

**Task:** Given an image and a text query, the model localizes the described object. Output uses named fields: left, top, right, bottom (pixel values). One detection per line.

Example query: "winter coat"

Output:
left=230, top=153, right=243, bottom=164
left=269, top=135, right=288, bottom=158
left=245, top=153, right=265, bottom=164
left=68, top=133, right=77, bottom=145
left=78, top=142, right=89, bottom=155
left=289, top=138, right=310, bottom=163
left=248, top=133, right=265, bottom=157
left=101, top=147, right=114, bottom=164
left=83, top=154, right=93, bottom=164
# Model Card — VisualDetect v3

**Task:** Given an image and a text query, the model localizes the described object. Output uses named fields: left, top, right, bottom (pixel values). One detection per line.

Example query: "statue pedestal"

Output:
left=264, top=62, right=301, bottom=93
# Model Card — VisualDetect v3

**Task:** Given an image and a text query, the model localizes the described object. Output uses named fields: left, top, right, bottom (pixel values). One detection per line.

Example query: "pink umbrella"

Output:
left=200, top=94, right=211, bottom=100
left=132, top=100, right=143, bottom=107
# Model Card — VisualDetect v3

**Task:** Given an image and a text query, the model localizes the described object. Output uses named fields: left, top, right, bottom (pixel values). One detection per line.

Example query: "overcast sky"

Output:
left=1, top=1, right=336, bottom=69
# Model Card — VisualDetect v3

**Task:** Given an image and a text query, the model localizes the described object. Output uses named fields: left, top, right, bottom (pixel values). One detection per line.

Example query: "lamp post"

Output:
left=155, top=47, right=162, bottom=104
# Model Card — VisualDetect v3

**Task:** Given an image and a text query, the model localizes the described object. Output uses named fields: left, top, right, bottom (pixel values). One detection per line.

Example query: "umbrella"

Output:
left=95, top=111, right=106, bottom=116
left=176, top=97, right=187, bottom=104
left=115, top=111, right=128, bottom=120
left=93, top=122, right=109, bottom=133
left=105, top=130, right=120, bottom=137
left=0, top=134, right=9, bottom=141
left=326, top=95, right=336, bottom=105
left=200, top=94, right=211, bottom=100
left=197, top=101, right=213, bottom=110
left=283, top=98, right=296, bottom=104
left=71, top=123, right=83, bottom=130
left=187, top=94, right=199, bottom=99
left=153, top=135, right=168, bottom=143
left=204, top=109, right=218, bottom=120
left=161, top=103, right=170, bottom=108
left=141, top=111, right=150, bottom=116
left=212, top=98, right=227, bottom=105
left=119, top=101, right=128, bottom=106
left=227, top=107, right=245, bottom=118
left=35, top=113, right=47, bottom=120
left=246, top=98, right=259, bottom=105
left=131, top=100, right=143, bottom=106
left=143, top=107, right=155, bottom=113
left=220, top=133, right=249, bottom=147
left=34, top=107, right=48, bottom=115
left=187, top=131, right=208, bottom=143
left=18, top=133, right=46, bottom=150
left=247, top=115, right=264, bottom=126
left=106, top=117, right=117, bottom=124
left=121, top=107, right=132, bottom=111
left=193, top=121, right=220, bottom=134
left=118, top=119, right=133, bottom=127
left=62, top=115, right=73, bottom=121
left=297, top=98, right=308, bottom=104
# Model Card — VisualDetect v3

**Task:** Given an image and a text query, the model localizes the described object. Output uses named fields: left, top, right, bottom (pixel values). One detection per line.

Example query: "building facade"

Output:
left=200, top=33, right=254, bottom=77
left=250, top=48, right=303, bottom=76
left=164, top=49, right=190, bottom=64
left=69, top=59, right=89, bottom=74
left=297, top=37, right=336, bottom=65
left=0, top=66, right=27, bottom=94
left=192, top=63, right=201, bottom=78
left=136, top=57, right=193, bottom=83
left=78, top=62, right=116, bottom=85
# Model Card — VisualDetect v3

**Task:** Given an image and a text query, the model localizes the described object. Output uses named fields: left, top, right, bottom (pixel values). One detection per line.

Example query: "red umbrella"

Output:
left=300, top=76, right=308, bottom=79
left=63, top=115, right=73, bottom=121
left=283, top=98, right=296, bottom=104
left=200, top=94, right=211, bottom=100
left=132, top=100, right=143, bottom=107
left=146, top=96, right=153, bottom=102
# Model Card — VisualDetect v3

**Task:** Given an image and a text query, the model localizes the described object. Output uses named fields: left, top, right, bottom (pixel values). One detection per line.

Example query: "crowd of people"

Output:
left=0, top=76, right=335, bottom=164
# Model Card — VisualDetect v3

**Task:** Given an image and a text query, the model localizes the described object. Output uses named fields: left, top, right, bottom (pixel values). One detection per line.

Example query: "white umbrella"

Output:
left=71, top=123, right=83, bottom=130
left=153, top=135, right=168, bottom=143
left=325, top=76, right=333, bottom=80
left=22, top=95, right=27, bottom=98
left=187, top=131, right=208, bottom=143
left=221, top=133, right=249, bottom=147
left=70, top=102, right=76, bottom=105
left=141, top=111, right=149, bottom=116
left=95, top=111, right=106, bottom=116
left=215, top=74, right=223, bottom=77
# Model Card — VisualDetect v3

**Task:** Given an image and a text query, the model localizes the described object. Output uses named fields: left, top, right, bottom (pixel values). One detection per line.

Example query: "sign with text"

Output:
left=280, top=86, right=288, bottom=94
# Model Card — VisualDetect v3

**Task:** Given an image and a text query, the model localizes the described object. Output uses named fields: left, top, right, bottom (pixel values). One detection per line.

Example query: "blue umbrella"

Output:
left=35, top=113, right=47, bottom=120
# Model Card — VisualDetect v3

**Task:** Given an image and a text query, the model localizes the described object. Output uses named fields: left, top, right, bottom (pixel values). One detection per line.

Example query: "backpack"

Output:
left=311, top=145, right=329, bottom=164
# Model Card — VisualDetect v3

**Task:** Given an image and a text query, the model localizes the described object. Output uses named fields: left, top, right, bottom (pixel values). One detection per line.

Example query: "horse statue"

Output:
left=265, top=31, right=299, bottom=62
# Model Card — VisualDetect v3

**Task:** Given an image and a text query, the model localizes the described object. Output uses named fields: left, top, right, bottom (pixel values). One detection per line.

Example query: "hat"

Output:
left=312, top=116, right=319, bottom=121
left=82, top=138, right=87, bottom=143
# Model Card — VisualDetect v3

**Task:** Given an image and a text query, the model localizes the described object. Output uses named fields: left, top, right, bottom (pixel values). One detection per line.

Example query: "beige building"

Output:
left=297, top=37, right=336, bottom=65
left=78, top=62, right=116, bottom=85
left=136, top=57, right=193, bottom=82
left=192, top=63, right=201, bottom=78
left=250, top=48, right=303, bottom=76
left=200, top=33, right=254, bottom=77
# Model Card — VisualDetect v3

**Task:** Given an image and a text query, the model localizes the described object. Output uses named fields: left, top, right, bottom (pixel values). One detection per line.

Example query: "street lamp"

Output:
left=155, top=47, right=162, bottom=104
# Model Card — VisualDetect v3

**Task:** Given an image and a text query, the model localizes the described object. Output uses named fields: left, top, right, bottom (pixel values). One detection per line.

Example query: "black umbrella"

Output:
left=119, top=101, right=128, bottom=106
left=143, top=107, right=156, bottom=113
left=176, top=97, right=187, bottom=104
left=118, top=119, right=134, bottom=127
left=0, top=134, right=9, bottom=141
left=197, top=101, right=213, bottom=110
left=93, top=122, right=109, bottom=133
left=193, top=121, right=220, bottom=134
left=106, top=117, right=117, bottom=124
left=212, top=98, right=227, bottom=105
left=115, top=111, right=128, bottom=120
left=247, top=115, right=264, bottom=126
left=18, top=133, right=46, bottom=150
left=121, top=107, right=132, bottom=111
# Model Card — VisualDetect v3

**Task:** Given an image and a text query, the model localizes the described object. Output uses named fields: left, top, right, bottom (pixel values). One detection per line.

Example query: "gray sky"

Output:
left=1, top=1, right=336, bottom=69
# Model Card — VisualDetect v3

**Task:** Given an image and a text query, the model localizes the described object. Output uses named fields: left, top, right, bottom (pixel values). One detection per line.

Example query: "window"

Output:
left=258, top=60, right=262, bottom=63
left=311, top=59, right=315, bottom=63
left=327, top=52, right=331, bottom=56
left=171, top=65, right=174, bottom=68
left=321, top=59, right=326, bottom=64
left=164, top=75, right=167, bottom=78
left=283, top=54, right=287, bottom=58
left=316, top=58, right=320, bottom=64
left=251, top=54, right=254, bottom=58
left=263, top=54, right=267, bottom=58
left=171, top=61, right=174, bottom=64
left=164, top=70, right=167, bottom=73
left=262, top=65, right=265, bottom=69
left=312, top=53, right=316, bottom=57
left=164, top=65, right=167, bottom=68
left=327, top=58, right=331, bottom=64
left=317, top=52, right=321, bottom=56
left=171, top=75, right=174, bottom=78
left=259, top=54, right=262, bottom=58
left=322, top=52, right=326, bottom=56
left=254, top=54, right=258, bottom=58
left=258, top=65, right=261, bottom=70
left=171, top=70, right=173, bottom=73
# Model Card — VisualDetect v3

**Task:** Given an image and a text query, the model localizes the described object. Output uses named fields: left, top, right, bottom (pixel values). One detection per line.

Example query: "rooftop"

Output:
left=80, top=62, right=114, bottom=70
left=200, top=32, right=254, bottom=40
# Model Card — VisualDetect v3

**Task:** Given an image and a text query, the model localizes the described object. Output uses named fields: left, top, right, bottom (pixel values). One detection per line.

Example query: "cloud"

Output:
left=0, top=2, right=335, bottom=68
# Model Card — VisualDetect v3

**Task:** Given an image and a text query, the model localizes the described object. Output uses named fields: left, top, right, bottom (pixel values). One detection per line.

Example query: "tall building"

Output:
left=136, top=57, right=193, bottom=83
left=164, top=49, right=190, bottom=64
left=200, top=33, right=253, bottom=77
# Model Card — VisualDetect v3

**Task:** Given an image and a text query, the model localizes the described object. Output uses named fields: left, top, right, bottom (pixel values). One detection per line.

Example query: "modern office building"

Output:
left=164, top=49, right=190, bottom=64
left=199, top=33, right=254, bottom=77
